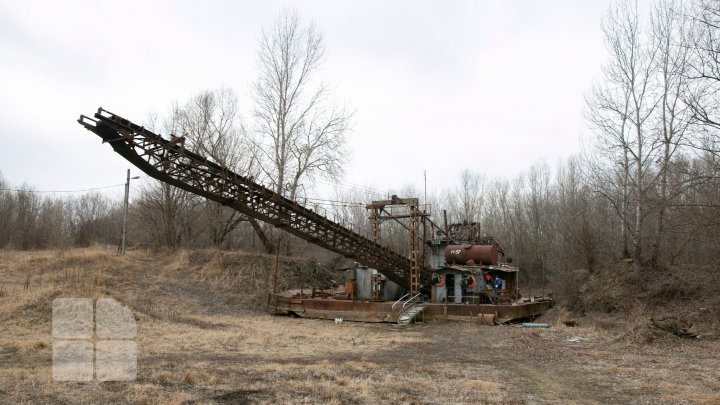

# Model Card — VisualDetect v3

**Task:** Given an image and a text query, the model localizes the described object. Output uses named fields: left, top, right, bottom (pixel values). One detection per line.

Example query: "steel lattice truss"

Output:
left=78, top=108, right=412, bottom=287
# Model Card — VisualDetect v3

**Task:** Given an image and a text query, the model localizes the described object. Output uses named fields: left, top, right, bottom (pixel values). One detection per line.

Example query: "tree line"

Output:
left=0, top=176, right=121, bottom=250
left=1, top=3, right=718, bottom=283
left=431, top=0, right=720, bottom=281
left=325, top=0, right=720, bottom=282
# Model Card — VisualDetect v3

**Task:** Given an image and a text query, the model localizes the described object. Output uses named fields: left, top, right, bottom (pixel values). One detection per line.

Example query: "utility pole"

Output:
left=423, top=170, right=427, bottom=212
left=120, top=169, right=140, bottom=256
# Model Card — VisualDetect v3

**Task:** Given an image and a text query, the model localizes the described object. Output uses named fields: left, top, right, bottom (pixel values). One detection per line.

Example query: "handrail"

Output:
left=397, top=294, right=427, bottom=325
left=402, top=293, right=423, bottom=309
left=392, top=293, right=410, bottom=310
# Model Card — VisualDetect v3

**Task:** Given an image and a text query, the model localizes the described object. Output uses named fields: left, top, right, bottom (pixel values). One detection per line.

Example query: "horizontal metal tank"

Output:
left=445, top=244, right=498, bottom=266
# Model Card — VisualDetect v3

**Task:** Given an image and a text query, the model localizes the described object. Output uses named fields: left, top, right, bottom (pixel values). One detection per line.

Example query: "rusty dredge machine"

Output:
left=78, top=108, right=553, bottom=325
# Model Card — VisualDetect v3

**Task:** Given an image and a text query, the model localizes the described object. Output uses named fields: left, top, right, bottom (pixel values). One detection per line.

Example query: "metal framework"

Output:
left=78, top=108, right=413, bottom=287
left=366, top=197, right=427, bottom=294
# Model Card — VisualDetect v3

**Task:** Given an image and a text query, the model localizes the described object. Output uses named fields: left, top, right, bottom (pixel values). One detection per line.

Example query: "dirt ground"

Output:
left=0, top=248, right=718, bottom=404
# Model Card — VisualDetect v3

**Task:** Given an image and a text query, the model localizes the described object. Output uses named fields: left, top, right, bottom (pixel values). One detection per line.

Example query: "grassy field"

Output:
left=0, top=248, right=718, bottom=404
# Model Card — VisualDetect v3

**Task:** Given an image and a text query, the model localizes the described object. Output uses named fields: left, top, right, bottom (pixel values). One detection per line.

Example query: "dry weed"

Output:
left=182, top=372, right=195, bottom=385
left=0, top=248, right=718, bottom=404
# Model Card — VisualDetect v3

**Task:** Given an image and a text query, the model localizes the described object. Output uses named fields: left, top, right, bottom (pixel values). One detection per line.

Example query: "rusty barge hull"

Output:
left=267, top=293, right=553, bottom=324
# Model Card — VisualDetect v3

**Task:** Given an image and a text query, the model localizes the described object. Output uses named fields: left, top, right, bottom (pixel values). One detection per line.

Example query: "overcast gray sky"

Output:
left=0, top=0, right=625, bottom=200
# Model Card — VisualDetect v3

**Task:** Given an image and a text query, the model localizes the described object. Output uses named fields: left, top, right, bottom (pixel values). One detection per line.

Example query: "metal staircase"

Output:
left=392, top=293, right=426, bottom=325
left=78, top=108, right=414, bottom=288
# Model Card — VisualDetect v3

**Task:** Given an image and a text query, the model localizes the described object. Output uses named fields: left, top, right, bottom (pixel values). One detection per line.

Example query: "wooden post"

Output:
left=272, top=236, right=281, bottom=293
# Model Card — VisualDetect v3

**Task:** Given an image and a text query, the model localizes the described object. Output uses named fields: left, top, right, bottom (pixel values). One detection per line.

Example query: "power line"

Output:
left=304, top=196, right=365, bottom=206
left=0, top=183, right=127, bottom=194
left=314, top=178, right=387, bottom=198
left=305, top=201, right=365, bottom=208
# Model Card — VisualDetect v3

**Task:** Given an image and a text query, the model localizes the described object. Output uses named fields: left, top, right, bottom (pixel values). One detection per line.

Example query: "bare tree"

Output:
left=173, top=88, right=255, bottom=248
left=12, top=185, right=40, bottom=250
left=0, top=172, right=14, bottom=248
left=648, top=0, right=693, bottom=266
left=523, top=162, right=552, bottom=278
left=687, top=0, right=720, bottom=137
left=555, top=157, right=610, bottom=271
left=450, top=169, right=485, bottom=224
left=71, top=192, right=112, bottom=247
left=253, top=9, right=351, bottom=202
left=39, top=197, right=73, bottom=250
left=586, top=0, right=660, bottom=266
left=133, top=180, right=201, bottom=249
left=133, top=112, right=203, bottom=249
left=251, top=9, right=351, bottom=254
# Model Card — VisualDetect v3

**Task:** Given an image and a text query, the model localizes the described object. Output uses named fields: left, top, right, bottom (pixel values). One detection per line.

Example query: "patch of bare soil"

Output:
left=0, top=248, right=718, bottom=404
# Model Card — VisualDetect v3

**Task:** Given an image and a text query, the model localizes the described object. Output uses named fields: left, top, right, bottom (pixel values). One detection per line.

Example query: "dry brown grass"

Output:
left=0, top=248, right=718, bottom=404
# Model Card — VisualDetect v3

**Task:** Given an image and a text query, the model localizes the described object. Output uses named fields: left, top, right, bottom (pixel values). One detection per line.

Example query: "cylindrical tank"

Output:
left=445, top=244, right=498, bottom=266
